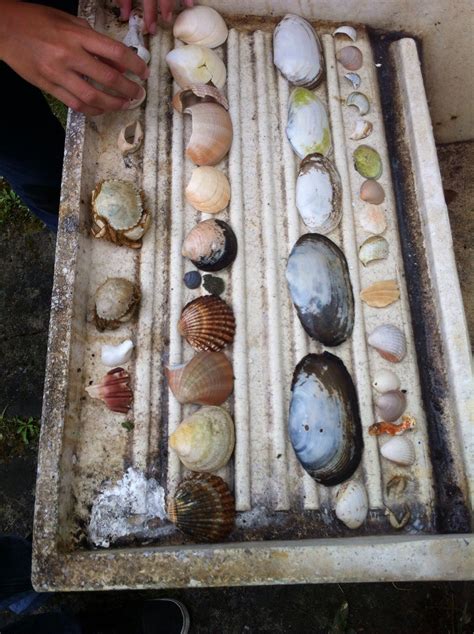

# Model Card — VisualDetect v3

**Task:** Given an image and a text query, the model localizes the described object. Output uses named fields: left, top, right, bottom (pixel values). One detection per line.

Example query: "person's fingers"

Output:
left=116, top=0, right=132, bottom=21
left=75, top=56, right=143, bottom=100
left=143, top=0, right=158, bottom=34
left=61, top=72, right=132, bottom=111
left=183, top=0, right=193, bottom=6
left=83, top=33, right=149, bottom=80
left=159, top=0, right=173, bottom=22
left=48, top=83, right=105, bottom=116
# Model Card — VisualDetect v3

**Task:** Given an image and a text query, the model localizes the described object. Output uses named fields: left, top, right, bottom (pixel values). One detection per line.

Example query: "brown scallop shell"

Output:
left=178, top=296, right=236, bottom=352
left=165, top=351, right=233, bottom=405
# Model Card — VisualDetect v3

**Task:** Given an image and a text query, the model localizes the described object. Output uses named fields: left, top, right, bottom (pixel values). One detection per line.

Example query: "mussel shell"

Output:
left=286, top=88, right=332, bottom=159
left=182, top=219, right=237, bottom=272
left=286, top=234, right=354, bottom=346
left=178, top=295, right=235, bottom=351
left=289, top=352, right=363, bottom=486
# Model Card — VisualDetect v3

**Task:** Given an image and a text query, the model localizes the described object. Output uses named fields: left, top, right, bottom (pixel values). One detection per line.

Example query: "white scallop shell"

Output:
left=166, top=45, right=226, bottom=89
left=380, top=436, right=415, bottom=466
left=173, top=6, right=228, bottom=48
left=368, top=324, right=407, bottom=363
left=101, top=340, right=134, bottom=366
left=333, top=25, right=357, bottom=42
left=372, top=369, right=401, bottom=393
left=335, top=480, right=368, bottom=529
left=185, top=166, right=230, bottom=213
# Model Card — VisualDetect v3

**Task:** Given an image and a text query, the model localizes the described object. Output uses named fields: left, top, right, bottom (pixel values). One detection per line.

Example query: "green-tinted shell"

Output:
left=286, top=88, right=332, bottom=159
left=353, top=145, right=383, bottom=180
left=92, top=180, right=142, bottom=230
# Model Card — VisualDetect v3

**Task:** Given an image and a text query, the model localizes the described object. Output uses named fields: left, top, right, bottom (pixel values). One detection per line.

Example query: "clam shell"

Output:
left=166, top=45, right=226, bottom=89
left=101, top=340, right=134, bottom=367
left=165, top=351, right=233, bottom=405
left=286, top=88, right=332, bottom=159
left=85, top=367, right=133, bottom=413
left=372, top=369, right=400, bottom=393
left=296, top=154, right=342, bottom=233
left=358, top=205, right=387, bottom=235
left=380, top=436, right=415, bottom=466
left=286, top=234, right=354, bottom=346
left=183, top=102, right=233, bottom=166
left=169, top=406, right=235, bottom=472
left=346, top=91, right=370, bottom=116
left=360, top=179, right=385, bottom=204
left=273, top=14, right=324, bottom=88
left=375, top=390, right=407, bottom=422
left=172, top=84, right=229, bottom=113
left=168, top=473, right=235, bottom=541
left=368, top=324, right=407, bottom=363
left=289, top=352, right=363, bottom=486
left=173, top=6, right=228, bottom=48
left=358, top=236, right=389, bottom=266
left=185, top=167, right=230, bottom=213
left=178, top=295, right=235, bottom=351
left=182, top=219, right=237, bottom=272
left=333, top=26, right=357, bottom=42
left=117, top=120, right=143, bottom=156
left=94, top=278, right=140, bottom=331
left=336, top=45, right=363, bottom=71
left=360, top=280, right=400, bottom=308
left=350, top=118, right=373, bottom=140
left=354, top=145, right=383, bottom=180
left=335, top=480, right=368, bottom=529
left=344, top=72, right=361, bottom=89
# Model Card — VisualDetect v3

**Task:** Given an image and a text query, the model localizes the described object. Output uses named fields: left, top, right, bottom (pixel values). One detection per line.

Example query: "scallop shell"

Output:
left=359, top=205, right=387, bottom=235
left=289, top=352, right=363, bottom=486
left=165, top=351, right=233, bottom=405
left=94, top=278, right=140, bottom=331
left=168, top=473, right=235, bottom=542
left=360, top=280, right=400, bottom=308
left=295, top=154, right=342, bottom=234
left=344, top=72, right=361, bottom=89
left=173, top=6, right=228, bottom=48
left=335, top=480, right=368, bottom=529
left=273, top=14, right=324, bottom=88
left=368, top=324, right=407, bottom=363
left=172, top=84, right=229, bottom=113
left=375, top=390, right=407, bottom=422
left=101, top=340, right=134, bottom=367
left=286, top=88, right=332, bottom=159
left=346, top=91, right=370, bottom=116
left=183, top=102, right=233, bottom=166
left=166, top=45, right=226, bottom=89
left=380, top=436, right=415, bottom=466
left=336, top=45, right=363, bottom=71
left=333, top=26, right=357, bottom=42
left=178, top=295, right=235, bottom=351
left=358, top=236, right=389, bottom=266
left=169, top=406, right=235, bottom=472
left=372, top=369, right=400, bottom=393
left=360, top=179, right=385, bottom=204
left=185, top=167, right=230, bottom=213
left=350, top=118, right=373, bottom=140
left=117, top=120, right=143, bottom=156
left=85, top=367, right=133, bottom=413
left=182, top=219, right=237, bottom=272
left=354, top=145, right=383, bottom=180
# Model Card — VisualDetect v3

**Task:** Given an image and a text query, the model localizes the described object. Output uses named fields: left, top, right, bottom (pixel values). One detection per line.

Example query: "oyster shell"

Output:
left=368, top=324, right=407, bottom=363
left=182, top=102, right=233, bottom=166
left=169, top=406, right=235, bottom=472
left=178, top=295, right=235, bottom=351
left=358, top=204, right=387, bottom=234
left=375, top=390, right=407, bottom=422
left=333, top=26, right=357, bottom=42
left=286, top=88, right=332, bottom=159
left=346, top=91, right=370, bottom=116
left=335, top=480, right=368, bottom=529
left=380, top=436, right=415, bottom=466
left=286, top=234, right=354, bottom=346
left=336, top=45, right=363, bottom=71
left=185, top=167, right=230, bottom=213
left=165, top=351, right=233, bottom=405
left=358, top=235, right=389, bottom=266
left=289, top=352, right=363, bottom=486
left=101, top=339, right=134, bottom=367
left=123, top=10, right=150, bottom=64
left=372, top=368, right=400, bottom=393
left=166, top=45, right=226, bottom=89
left=344, top=72, right=361, bottom=89
left=117, top=120, right=143, bottom=156
left=360, top=280, right=400, bottom=308
left=295, top=153, right=342, bottom=234
left=273, top=14, right=324, bottom=88
left=85, top=367, right=133, bottom=413
left=168, top=473, right=235, bottom=542
left=94, top=277, right=140, bottom=331
left=173, top=6, right=228, bottom=48
left=353, top=145, right=383, bottom=180
left=182, top=219, right=237, bottom=272
left=350, top=118, right=373, bottom=140
left=360, top=179, right=385, bottom=204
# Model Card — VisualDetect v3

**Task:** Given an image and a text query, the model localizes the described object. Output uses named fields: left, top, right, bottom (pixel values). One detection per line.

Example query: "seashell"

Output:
left=182, top=102, right=233, bottom=166
left=169, top=406, right=234, bottom=472
left=344, top=72, right=361, bottom=89
left=289, top=352, right=363, bottom=486
left=386, top=474, right=409, bottom=497
left=369, top=415, right=416, bottom=437
left=286, top=234, right=354, bottom=346
left=358, top=204, right=387, bottom=234
left=123, top=10, right=150, bottom=64
left=202, top=274, right=225, bottom=296
left=165, top=351, right=233, bottom=405
left=368, top=324, right=407, bottom=363
left=91, top=180, right=150, bottom=248
left=333, top=26, right=357, bottom=42
left=182, top=219, right=237, bottom=272
left=380, top=436, right=415, bottom=466
left=286, top=88, right=332, bottom=159
left=375, top=390, right=407, bottom=422
left=172, top=84, right=229, bottom=113
left=335, top=480, right=368, bottom=529
left=360, top=280, right=400, bottom=308
left=101, top=339, right=134, bottom=367
left=117, top=120, right=143, bottom=156
left=183, top=270, right=202, bottom=289
left=273, top=14, right=324, bottom=88
left=358, top=235, right=389, bottom=266
left=336, top=45, right=363, bottom=71
left=295, top=153, right=342, bottom=234
left=350, top=118, right=373, bottom=140
left=173, top=6, right=228, bottom=48
left=166, top=45, right=226, bottom=89
left=353, top=145, right=383, bottom=180
left=346, top=91, right=370, bottom=116
left=372, top=369, right=400, bottom=393
left=168, top=473, right=235, bottom=542
left=360, top=179, right=385, bottom=204
left=85, top=367, right=133, bottom=413
left=185, top=167, right=230, bottom=213
left=385, top=505, right=411, bottom=529
left=94, top=277, right=140, bottom=331
left=178, top=295, right=235, bottom=351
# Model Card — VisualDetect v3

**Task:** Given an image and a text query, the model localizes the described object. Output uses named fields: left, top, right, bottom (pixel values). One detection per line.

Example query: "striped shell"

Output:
left=178, top=295, right=235, bottom=351
left=360, top=280, right=400, bottom=308
left=185, top=166, right=230, bottom=213
left=168, top=473, right=235, bottom=542
left=165, top=351, right=233, bottom=405
left=368, top=324, right=407, bottom=363
left=380, top=436, right=416, bottom=466
left=335, top=480, right=368, bottom=529
left=173, top=6, right=228, bottom=48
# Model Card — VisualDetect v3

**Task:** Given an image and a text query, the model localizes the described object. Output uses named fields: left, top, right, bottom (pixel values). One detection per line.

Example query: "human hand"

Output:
left=116, top=0, right=194, bottom=35
left=0, top=2, right=149, bottom=116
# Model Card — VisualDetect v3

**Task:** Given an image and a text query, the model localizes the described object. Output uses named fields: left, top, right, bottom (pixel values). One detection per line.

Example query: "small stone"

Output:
left=183, top=270, right=202, bottom=289
left=202, top=274, right=225, bottom=296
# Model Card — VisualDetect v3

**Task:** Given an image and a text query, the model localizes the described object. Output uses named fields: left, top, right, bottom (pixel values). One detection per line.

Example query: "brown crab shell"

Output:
left=165, top=351, right=233, bottom=405
left=168, top=473, right=235, bottom=542
left=178, top=295, right=235, bottom=352
left=85, top=367, right=133, bottom=413
left=94, top=277, right=141, bottom=331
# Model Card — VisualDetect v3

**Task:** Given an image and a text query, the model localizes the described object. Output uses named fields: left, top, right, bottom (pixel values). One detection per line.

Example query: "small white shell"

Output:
left=375, top=390, right=407, bottom=422
left=123, top=11, right=150, bottom=64
left=333, top=25, right=357, bottom=42
left=117, top=121, right=143, bottom=156
left=350, top=118, right=373, bottom=140
left=381, top=436, right=415, bottom=466
left=359, top=205, right=387, bottom=235
left=173, top=6, right=228, bottom=48
left=346, top=91, right=370, bottom=116
left=166, top=45, right=226, bottom=89
left=372, top=369, right=401, bottom=393
left=368, top=324, right=407, bottom=363
left=358, top=235, right=389, bottom=266
left=335, top=480, right=368, bottom=529
left=344, top=72, right=361, bottom=89
left=101, top=340, right=134, bottom=367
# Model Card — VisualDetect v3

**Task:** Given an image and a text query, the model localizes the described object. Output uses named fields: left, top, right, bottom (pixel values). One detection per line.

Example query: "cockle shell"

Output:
left=165, top=351, right=233, bottom=405
left=168, top=473, right=235, bottom=542
left=183, top=102, right=233, bottom=166
left=94, top=277, right=140, bottom=331
left=350, top=118, right=373, bottom=140
left=372, top=369, right=400, bottom=393
left=173, top=6, right=228, bottom=48
left=286, top=88, right=332, bottom=159
left=358, top=235, right=389, bottom=266
left=286, top=234, right=354, bottom=346
left=360, top=280, right=400, bottom=308
left=178, top=295, right=235, bottom=351
left=333, top=26, right=357, bottom=42
left=358, top=205, right=387, bottom=234
left=166, top=45, right=226, bottom=89
left=169, top=406, right=235, bottom=472
left=185, top=167, right=230, bottom=213
left=360, top=179, right=385, bottom=204
left=336, top=45, right=363, bottom=71
left=273, top=14, right=324, bottom=88
left=295, top=153, right=342, bottom=234
left=289, top=352, right=363, bottom=486
left=344, top=72, right=361, bottom=89
left=123, top=10, right=150, bottom=64
left=354, top=145, right=383, bottom=180
left=346, top=91, right=370, bottom=116
left=172, top=84, right=229, bottom=113
left=117, top=120, right=143, bottom=156
left=380, top=436, right=415, bottom=466
left=368, top=324, right=407, bottom=363
left=335, top=480, right=368, bottom=529
left=375, top=390, right=407, bottom=422
left=85, top=367, right=133, bottom=413
left=101, top=340, right=134, bottom=367
left=182, top=219, right=237, bottom=272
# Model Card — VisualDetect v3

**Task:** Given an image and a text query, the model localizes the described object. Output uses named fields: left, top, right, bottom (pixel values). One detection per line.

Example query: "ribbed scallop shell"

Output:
left=173, top=6, right=228, bottom=48
left=178, top=296, right=235, bottom=351
left=335, top=480, right=368, bottom=529
left=380, top=436, right=416, bottom=466
left=85, top=367, right=133, bottom=413
left=182, top=219, right=237, bottom=272
left=168, top=473, right=235, bottom=542
left=375, top=390, right=407, bottom=422
left=185, top=167, right=230, bottom=213
left=184, top=103, right=233, bottom=166
left=165, top=351, right=233, bottom=405
left=368, top=324, right=407, bottom=363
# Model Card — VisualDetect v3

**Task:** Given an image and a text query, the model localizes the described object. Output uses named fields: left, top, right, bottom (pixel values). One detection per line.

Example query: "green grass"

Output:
left=0, top=406, right=41, bottom=457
